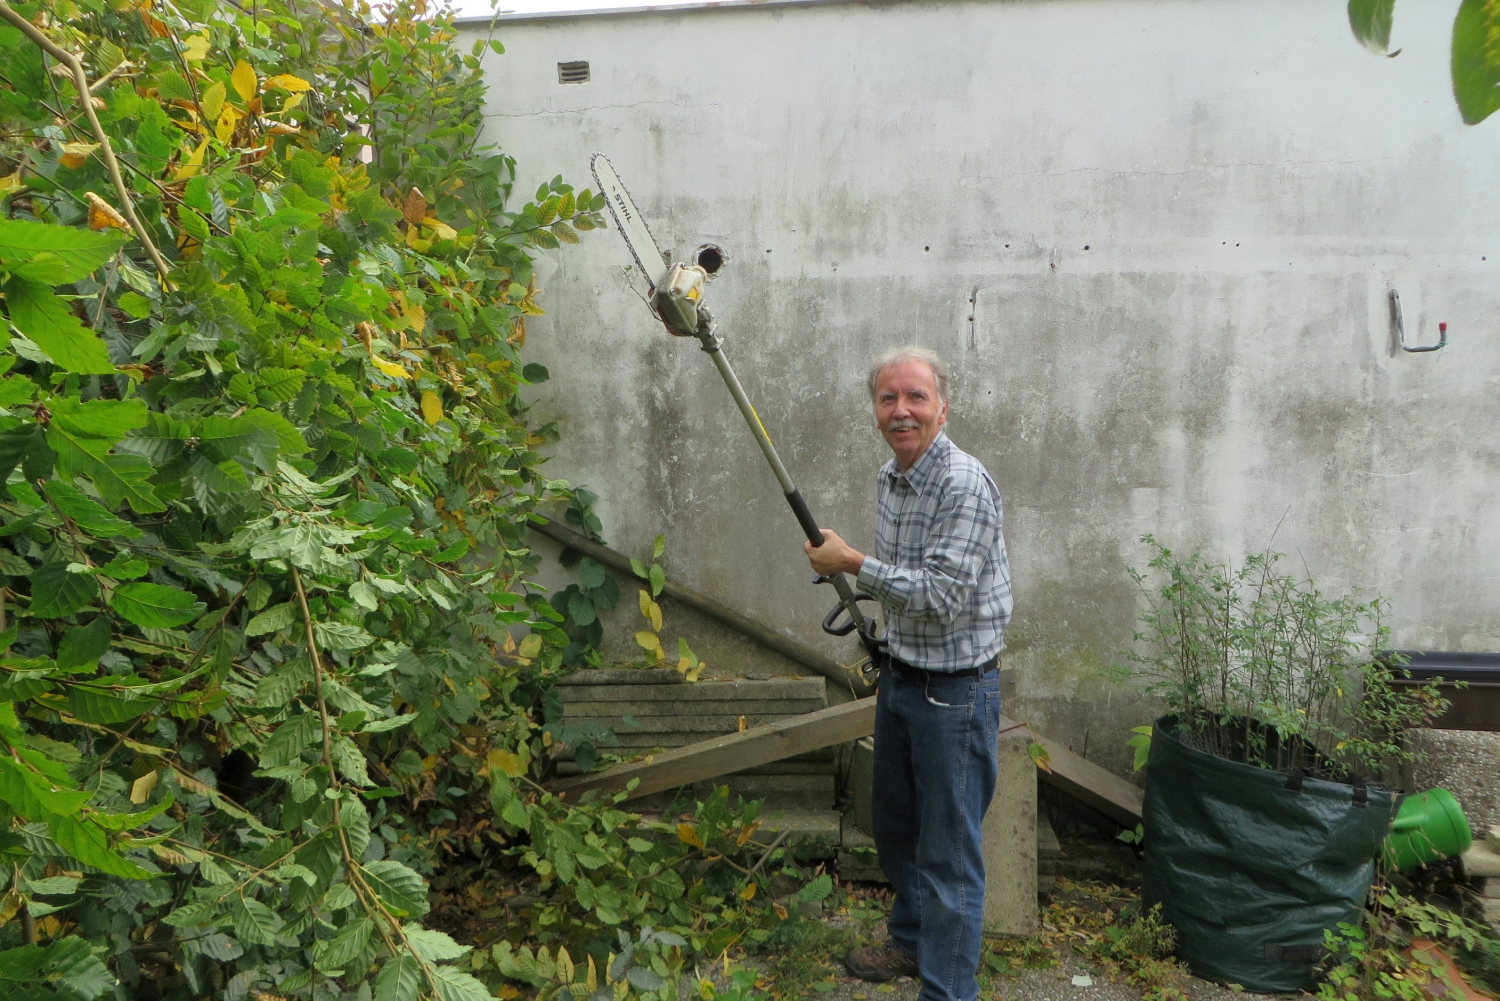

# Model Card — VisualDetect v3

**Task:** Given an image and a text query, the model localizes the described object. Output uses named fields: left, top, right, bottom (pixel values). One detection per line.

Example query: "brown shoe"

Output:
left=843, top=943, right=918, bottom=982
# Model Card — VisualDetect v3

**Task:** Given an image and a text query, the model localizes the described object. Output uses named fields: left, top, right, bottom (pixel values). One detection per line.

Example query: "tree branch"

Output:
left=0, top=2, right=173, bottom=286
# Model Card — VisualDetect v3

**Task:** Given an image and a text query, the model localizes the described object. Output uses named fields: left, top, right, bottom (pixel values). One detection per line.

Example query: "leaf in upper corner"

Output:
left=1348, top=0, right=1396, bottom=54
left=1453, top=0, right=1500, bottom=125
left=0, top=217, right=128, bottom=283
left=3, top=277, right=115, bottom=374
left=43, top=480, right=142, bottom=538
left=1028, top=742, right=1052, bottom=774
left=110, top=582, right=204, bottom=628
left=28, top=561, right=99, bottom=617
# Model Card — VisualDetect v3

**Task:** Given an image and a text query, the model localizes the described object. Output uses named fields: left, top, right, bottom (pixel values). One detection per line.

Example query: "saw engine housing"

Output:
left=652, top=262, right=708, bottom=336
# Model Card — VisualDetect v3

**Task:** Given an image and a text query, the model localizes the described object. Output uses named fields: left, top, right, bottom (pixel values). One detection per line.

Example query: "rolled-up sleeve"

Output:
left=855, top=485, right=997, bottom=625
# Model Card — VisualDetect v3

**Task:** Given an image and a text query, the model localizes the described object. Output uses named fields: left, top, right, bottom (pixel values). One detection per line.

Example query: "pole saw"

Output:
left=590, top=153, right=885, bottom=691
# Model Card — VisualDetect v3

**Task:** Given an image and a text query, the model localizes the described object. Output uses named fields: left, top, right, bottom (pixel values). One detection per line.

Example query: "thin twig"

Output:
left=748, top=829, right=789, bottom=878
left=0, top=2, right=173, bottom=286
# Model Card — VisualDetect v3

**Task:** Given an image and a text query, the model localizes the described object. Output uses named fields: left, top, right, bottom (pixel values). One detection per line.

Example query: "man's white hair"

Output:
left=868, top=346, right=950, bottom=402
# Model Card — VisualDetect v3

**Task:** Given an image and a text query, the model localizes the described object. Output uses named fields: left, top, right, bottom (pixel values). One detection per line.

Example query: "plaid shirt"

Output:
left=855, top=432, right=1012, bottom=673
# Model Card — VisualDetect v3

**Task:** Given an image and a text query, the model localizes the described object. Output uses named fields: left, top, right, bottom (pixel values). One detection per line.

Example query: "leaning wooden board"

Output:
left=552, top=698, right=877, bottom=802
left=551, top=699, right=1144, bottom=827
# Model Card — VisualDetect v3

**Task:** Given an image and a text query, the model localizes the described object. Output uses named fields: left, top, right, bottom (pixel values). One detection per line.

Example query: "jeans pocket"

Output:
left=923, top=673, right=976, bottom=709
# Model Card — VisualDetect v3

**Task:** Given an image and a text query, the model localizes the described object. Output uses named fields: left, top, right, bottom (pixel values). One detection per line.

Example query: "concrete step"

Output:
left=759, top=810, right=841, bottom=860
left=560, top=678, right=827, bottom=704
left=570, top=713, right=810, bottom=733
left=626, top=774, right=836, bottom=813
left=558, top=668, right=684, bottom=686
left=837, top=822, right=884, bottom=882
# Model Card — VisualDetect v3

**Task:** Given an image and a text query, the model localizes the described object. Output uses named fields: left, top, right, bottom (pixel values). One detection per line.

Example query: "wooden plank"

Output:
left=561, top=698, right=826, bottom=717
left=1011, top=717, right=1144, bottom=827
left=559, top=680, right=827, bottom=703
left=531, top=518, right=873, bottom=698
left=552, top=697, right=877, bottom=802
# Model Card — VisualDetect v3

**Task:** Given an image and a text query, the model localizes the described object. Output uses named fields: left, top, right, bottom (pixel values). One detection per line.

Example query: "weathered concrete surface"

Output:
left=1410, top=729, right=1500, bottom=833
left=983, top=722, right=1039, bottom=936
left=461, top=0, right=1500, bottom=780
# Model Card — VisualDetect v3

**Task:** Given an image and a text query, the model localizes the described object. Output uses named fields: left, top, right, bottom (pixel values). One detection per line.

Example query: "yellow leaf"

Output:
left=498, top=987, right=520, bottom=1000
left=129, top=769, right=159, bottom=804
left=676, top=823, right=702, bottom=848
left=1028, top=742, right=1053, bottom=774
left=739, top=882, right=757, bottom=901
left=199, top=80, right=225, bottom=123
left=84, top=191, right=129, bottom=231
left=425, top=217, right=459, bottom=241
left=486, top=748, right=525, bottom=778
left=557, top=947, right=575, bottom=985
left=215, top=105, right=241, bottom=144
left=0, top=170, right=22, bottom=194
left=736, top=821, right=760, bottom=846
left=264, top=73, right=312, bottom=93
left=773, top=902, right=788, bottom=920
left=738, top=715, right=747, bottom=732
left=371, top=356, right=409, bottom=380
left=517, top=634, right=542, bottom=659
left=395, top=289, right=425, bottom=331
left=173, top=139, right=208, bottom=181
left=634, top=630, right=664, bottom=660
left=420, top=390, right=444, bottom=425
left=649, top=601, right=663, bottom=632
left=231, top=59, right=258, bottom=103
left=638, top=588, right=652, bottom=618
left=0, top=887, right=21, bottom=928
left=182, top=34, right=210, bottom=61
left=59, top=141, right=99, bottom=169
left=587, top=956, right=598, bottom=992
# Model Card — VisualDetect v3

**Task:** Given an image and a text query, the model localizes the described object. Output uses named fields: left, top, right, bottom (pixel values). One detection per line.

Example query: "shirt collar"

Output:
left=883, top=431, right=950, bottom=496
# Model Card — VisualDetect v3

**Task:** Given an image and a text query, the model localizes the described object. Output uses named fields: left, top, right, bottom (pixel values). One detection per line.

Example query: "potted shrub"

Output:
left=1122, top=537, right=1449, bottom=993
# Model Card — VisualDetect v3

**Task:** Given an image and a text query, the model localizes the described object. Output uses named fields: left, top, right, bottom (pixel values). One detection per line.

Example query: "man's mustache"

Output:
left=886, top=419, right=921, bottom=433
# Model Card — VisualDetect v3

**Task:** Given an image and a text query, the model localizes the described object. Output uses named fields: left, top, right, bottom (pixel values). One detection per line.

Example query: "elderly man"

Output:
left=803, top=346, right=1012, bottom=1001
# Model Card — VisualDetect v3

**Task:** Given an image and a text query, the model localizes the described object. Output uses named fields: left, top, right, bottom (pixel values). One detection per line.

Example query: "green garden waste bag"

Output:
left=1141, top=715, right=1401, bottom=993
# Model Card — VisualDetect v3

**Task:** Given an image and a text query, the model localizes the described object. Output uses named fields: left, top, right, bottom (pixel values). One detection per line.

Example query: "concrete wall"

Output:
left=459, top=0, right=1500, bottom=777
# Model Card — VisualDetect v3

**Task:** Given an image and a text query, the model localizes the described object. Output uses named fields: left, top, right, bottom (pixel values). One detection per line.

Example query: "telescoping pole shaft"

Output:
left=697, top=339, right=876, bottom=650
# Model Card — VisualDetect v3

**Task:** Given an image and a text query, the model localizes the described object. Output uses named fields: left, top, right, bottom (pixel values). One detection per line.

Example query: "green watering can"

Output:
left=1382, top=788, right=1472, bottom=871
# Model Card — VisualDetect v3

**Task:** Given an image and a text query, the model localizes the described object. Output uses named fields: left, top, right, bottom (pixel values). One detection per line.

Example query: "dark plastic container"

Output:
left=1382, top=651, right=1500, bottom=732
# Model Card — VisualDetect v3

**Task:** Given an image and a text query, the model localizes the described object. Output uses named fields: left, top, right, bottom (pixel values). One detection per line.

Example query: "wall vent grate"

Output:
left=558, top=61, right=590, bottom=84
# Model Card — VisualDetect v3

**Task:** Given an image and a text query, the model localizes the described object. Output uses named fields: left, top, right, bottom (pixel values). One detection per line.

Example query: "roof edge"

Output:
left=453, top=0, right=845, bottom=25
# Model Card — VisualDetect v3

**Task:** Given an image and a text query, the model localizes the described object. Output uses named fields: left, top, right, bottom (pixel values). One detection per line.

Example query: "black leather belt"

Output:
left=883, top=654, right=1000, bottom=682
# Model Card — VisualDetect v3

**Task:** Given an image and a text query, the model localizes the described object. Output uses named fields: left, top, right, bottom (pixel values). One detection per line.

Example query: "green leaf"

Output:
left=1453, top=0, right=1500, bottom=124
left=332, top=732, right=373, bottom=786
left=258, top=368, right=306, bottom=402
left=259, top=711, right=320, bottom=768
left=110, top=582, right=204, bottom=628
left=46, top=399, right=161, bottom=513
left=1348, top=0, right=1395, bottom=54
left=57, top=615, right=111, bottom=668
left=0, top=374, right=37, bottom=405
left=0, top=937, right=115, bottom=999
left=314, top=916, right=373, bottom=972
left=313, top=621, right=374, bottom=650
left=796, top=873, right=833, bottom=902
left=629, top=557, right=648, bottom=580
left=576, top=557, right=606, bottom=589
left=116, top=291, right=152, bottom=319
left=649, top=563, right=665, bottom=598
left=360, top=859, right=429, bottom=918
left=163, top=898, right=225, bottom=928
left=0, top=218, right=128, bottom=283
left=50, top=815, right=151, bottom=878
left=429, top=966, right=493, bottom=1001
left=67, top=686, right=159, bottom=724
left=97, top=554, right=148, bottom=579
left=521, top=362, right=549, bottom=383
left=230, top=896, right=284, bottom=947
left=245, top=601, right=296, bottom=636
left=43, top=480, right=142, bottom=538
left=401, top=925, right=469, bottom=962
left=4, top=277, right=115, bottom=373
left=375, top=955, right=422, bottom=1001
left=653, top=533, right=666, bottom=559
left=28, top=561, right=99, bottom=617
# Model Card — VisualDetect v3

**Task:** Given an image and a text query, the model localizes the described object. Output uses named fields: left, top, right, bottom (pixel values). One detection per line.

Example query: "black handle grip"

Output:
left=822, top=592, right=875, bottom=636
left=784, top=488, right=823, bottom=546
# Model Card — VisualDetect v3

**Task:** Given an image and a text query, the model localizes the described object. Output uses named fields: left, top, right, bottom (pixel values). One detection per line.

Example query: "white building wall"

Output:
left=459, top=0, right=1500, bottom=775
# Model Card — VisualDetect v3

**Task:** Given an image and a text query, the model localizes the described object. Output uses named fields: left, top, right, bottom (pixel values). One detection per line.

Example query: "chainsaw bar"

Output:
left=591, top=152, right=670, bottom=290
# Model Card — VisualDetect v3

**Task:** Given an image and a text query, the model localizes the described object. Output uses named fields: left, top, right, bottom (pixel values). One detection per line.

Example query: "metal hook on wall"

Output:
left=1390, top=288, right=1448, bottom=353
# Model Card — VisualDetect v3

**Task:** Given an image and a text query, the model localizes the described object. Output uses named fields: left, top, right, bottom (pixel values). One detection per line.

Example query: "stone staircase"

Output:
left=557, top=669, right=844, bottom=851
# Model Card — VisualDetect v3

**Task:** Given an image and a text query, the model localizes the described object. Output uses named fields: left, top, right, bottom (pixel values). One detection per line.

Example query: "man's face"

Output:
left=873, top=360, right=948, bottom=470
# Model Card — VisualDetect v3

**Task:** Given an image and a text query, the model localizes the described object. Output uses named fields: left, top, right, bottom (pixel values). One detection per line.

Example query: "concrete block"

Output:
left=759, top=810, right=841, bottom=860
left=847, top=737, right=874, bottom=837
left=1488, top=824, right=1499, bottom=853
left=982, top=719, right=1039, bottom=936
left=1037, top=813, right=1061, bottom=893
left=1409, top=729, right=1500, bottom=835
left=1462, top=842, right=1500, bottom=878
left=557, top=698, right=826, bottom=717
left=560, top=678, right=828, bottom=705
left=557, top=668, right=683, bottom=686
left=1475, top=876, right=1500, bottom=897
left=838, top=822, right=886, bottom=883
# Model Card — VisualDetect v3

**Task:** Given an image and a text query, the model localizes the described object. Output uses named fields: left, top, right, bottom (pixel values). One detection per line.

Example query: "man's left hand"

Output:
left=804, top=529, right=865, bottom=577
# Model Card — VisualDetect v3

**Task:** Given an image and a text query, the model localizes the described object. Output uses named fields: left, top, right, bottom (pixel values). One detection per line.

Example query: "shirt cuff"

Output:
left=856, top=556, right=888, bottom=594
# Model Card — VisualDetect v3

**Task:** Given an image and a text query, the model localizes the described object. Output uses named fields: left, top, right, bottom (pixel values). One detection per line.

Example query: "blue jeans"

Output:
left=872, top=665, right=1001, bottom=1001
